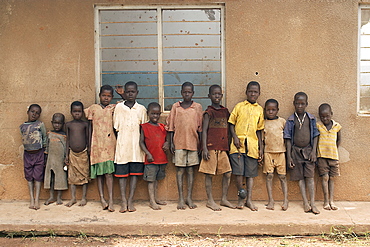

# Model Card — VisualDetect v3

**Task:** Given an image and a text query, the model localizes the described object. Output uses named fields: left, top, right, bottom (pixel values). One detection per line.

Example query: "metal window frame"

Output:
left=94, top=4, right=225, bottom=111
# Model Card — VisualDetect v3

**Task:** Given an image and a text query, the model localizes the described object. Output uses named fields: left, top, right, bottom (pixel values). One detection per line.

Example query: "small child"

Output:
left=229, top=81, right=264, bottom=211
left=44, top=113, right=68, bottom=205
left=20, top=104, right=47, bottom=210
left=139, top=102, right=169, bottom=210
left=317, top=103, right=342, bottom=210
left=113, top=81, right=147, bottom=213
left=284, top=92, right=320, bottom=214
left=166, top=81, right=203, bottom=210
left=200, top=85, right=235, bottom=211
left=262, top=99, right=288, bottom=211
left=85, top=85, right=116, bottom=212
left=65, top=101, right=90, bottom=207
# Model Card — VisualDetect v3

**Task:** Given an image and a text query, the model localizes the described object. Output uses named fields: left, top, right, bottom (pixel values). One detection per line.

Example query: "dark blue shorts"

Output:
left=229, top=153, right=258, bottom=178
left=114, top=162, right=144, bottom=177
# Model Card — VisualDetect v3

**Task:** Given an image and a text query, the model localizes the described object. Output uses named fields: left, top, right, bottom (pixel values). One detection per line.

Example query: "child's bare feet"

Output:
left=65, top=199, right=77, bottom=207
left=323, top=202, right=331, bottom=210
left=119, top=202, right=127, bottom=213
left=185, top=198, right=197, bottom=209
left=108, top=200, right=115, bottom=212
left=177, top=199, right=186, bottom=210
left=206, top=201, right=221, bottom=211
left=266, top=200, right=274, bottom=210
left=34, top=201, right=40, bottom=210
left=281, top=200, right=289, bottom=211
left=330, top=202, right=338, bottom=210
left=245, top=200, right=258, bottom=211
left=44, top=197, right=56, bottom=205
left=303, top=202, right=311, bottom=213
left=127, top=202, right=136, bottom=212
left=311, top=205, right=320, bottom=214
left=29, top=199, right=35, bottom=209
left=156, top=200, right=167, bottom=206
left=56, top=199, right=63, bottom=205
left=150, top=202, right=161, bottom=210
left=236, top=197, right=244, bottom=209
left=220, top=199, right=236, bottom=209
left=101, top=199, right=109, bottom=210
left=78, top=199, right=87, bottom=206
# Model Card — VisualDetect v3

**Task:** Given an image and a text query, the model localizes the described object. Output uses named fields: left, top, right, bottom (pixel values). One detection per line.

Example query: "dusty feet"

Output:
left=44, top=197, right=56, bottom=205
left=150, top=202, right=161, bottom=210
left=101, top=199, right=109, bottom=210
left=245, top=200, right=258, bottom=211
left=265, top=200, right=274, bottom=210
left=281, top=200, right=289, bottom=211
left=65, top=199, right=77, bottom=207
left=56, top=198, right=63, bottom=205
left=311, top=205, right=320, bottom=214
left=206, top=200, right=221, bottom=211
left=78, top=199, right=87, bottom=206
left=127, top=201, right=136, bottom=212
left=108, top=200, right=115, bottom=212
left=156, top=200, right=167, bottom=206
left=185, top=198, right=197, bottom=209
left=236, top=197, right=244, bottom=209
left=220, top=199, right=236, bottom=209
left=323, top=202, right=331, bottom=210
left=177, top=199, right=186, bottom=210
left=119, top=201, right=127, bottom=213
left=330, top=202, right=338, bottom=210
left=303, top=202, right=312, bottom=213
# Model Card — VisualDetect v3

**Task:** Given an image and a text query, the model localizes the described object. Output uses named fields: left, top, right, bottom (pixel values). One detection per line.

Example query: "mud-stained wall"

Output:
left=0, top=0, right=368, bottom=204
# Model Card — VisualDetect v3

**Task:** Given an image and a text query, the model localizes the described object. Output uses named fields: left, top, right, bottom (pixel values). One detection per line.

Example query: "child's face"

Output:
left=181, top=86, right=194, bottom=102
left=124, top=85, right=138, bottom=102
left=99, top=90, right=113, bottom=106
left=148, top=106, right=161, bottom=124
left=209, top=87, right=223, bottom=105
left=27, top=106, right=41, bottom=122
left=265, top=102, right=279, bottom=120
left=294, top=95, right=308, bottom=114
left=71, top=105, right=83, bottom=120
left=51, top=117, right=64, bottom=132
left=246, top=85, right=260, bottom=104
left=319, top=108, right=332, bottom=126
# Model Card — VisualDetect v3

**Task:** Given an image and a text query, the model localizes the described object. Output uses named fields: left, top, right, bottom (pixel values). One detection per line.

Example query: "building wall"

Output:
left=0, top=0, right=368, bottom=202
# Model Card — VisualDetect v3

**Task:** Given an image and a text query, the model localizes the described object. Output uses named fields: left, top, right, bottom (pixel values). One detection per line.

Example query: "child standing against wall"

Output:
left=65, top=101, right=90, bottom=207
left=114, top=81, right=147, bottom=213
left=44, top=113, right=68, bottom=205
left=20, top=104, right=47, bottom=210
left=166, top=82, right=203, bottom=210
left=85, top=85, right=116, bottom=212
left=317, top=103, right=342, bottom=210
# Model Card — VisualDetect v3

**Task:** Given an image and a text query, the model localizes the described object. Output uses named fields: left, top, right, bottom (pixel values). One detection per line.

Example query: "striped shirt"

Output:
left=317, top=120, right=341, bottom=160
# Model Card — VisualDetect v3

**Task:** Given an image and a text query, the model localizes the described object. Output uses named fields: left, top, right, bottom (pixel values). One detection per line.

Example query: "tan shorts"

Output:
left=199, top=150, right=232, bottom=175
left=173, top=149, right=199, bottom=167
left=317, top=158, right=340, bottom=177
left=263, top=152, right=286, bottom=175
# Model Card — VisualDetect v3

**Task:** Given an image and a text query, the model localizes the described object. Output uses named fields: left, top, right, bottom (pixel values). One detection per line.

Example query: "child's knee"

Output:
left=266, top=173, right=274, bottom=180
left=321, top=173, right=329, bottom=181
left=277, top=174, right=286, bottom=180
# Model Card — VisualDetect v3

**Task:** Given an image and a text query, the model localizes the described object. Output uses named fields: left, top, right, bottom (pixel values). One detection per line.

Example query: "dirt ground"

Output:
left=0, top=234, right=369, bottom=247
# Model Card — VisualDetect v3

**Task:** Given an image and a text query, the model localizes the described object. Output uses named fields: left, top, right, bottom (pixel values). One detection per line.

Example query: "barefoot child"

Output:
left=65, top=101, right=90, bottom=207
left=44, top=113, right=68, bottom=205
left=229, top=81, right=264, bottom=211
left=139, top=102, right=169, bottom=210
left=85, top=85, right=116, bottom=212
left=113, top=81, right=147, bottom=213
left=284, top=92, right=320, bottom=214
left=166, top=81, right=203, bottom=210
left=200, top=85, right=235, bottom=211
left=262, top=99, right=288, bottom=211
left=20, top=104, right=47, bottom=210
left=317, top=103, right=342, bottom=210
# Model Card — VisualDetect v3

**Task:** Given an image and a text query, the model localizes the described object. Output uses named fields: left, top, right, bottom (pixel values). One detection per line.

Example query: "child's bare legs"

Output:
left=306, top=177, right=319, bottom=214
left=45, top=172, right=57, bottom=205
left=205, top=174, right=220, bottom=211
left=28, top=181, right=41, bottom=210
left=220, top=172, right=235, bottom=208
left=154, top=180, right=166, bottom=206
left=97, top=175, right=108, bottom=209
left=278, top=174, right=289, bottom=210
left=105, top=173, right=114, bottom=212
left=236, top=175, right=245, bottom=209
left=328, top=176, right=337, bottom=210
left=127, top=175, right=138, bottom=212
left=185, top=166, right=197, bottom=209
left=78, top=184, right=87, bottom=206
left=65, top=184, right=77, bottom=207
left=56, top=190, right=63, bottom=205
left=176, top=167, right=186, bottom=210
left=245, top=177, right=257, bottom=211
left=299, top=178, right=319, bottom=214
left=322, top=174, right=337, bottom=210
left=265, top=173, right=274, bottom=210
left=148, top=181, right=161, bottom=210
left=118, top=177, right=127, bottom=213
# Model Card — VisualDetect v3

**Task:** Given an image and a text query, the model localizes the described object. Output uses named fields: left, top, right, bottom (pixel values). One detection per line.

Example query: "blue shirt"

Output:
left=283, top=112, right=319, bottom=147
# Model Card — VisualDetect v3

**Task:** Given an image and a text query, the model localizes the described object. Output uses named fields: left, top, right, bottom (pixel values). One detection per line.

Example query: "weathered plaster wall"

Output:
left=0, top=0, right=368, bottom=203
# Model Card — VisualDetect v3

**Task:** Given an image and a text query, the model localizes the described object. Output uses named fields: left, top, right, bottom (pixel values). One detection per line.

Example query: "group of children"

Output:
left=20, top=81, right=341, bottom=215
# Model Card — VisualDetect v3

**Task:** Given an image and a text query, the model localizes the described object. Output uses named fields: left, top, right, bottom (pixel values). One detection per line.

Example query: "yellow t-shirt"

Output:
left=317, top=120, right=341, bottom=160
left=228, top=100, right=264, bottom=158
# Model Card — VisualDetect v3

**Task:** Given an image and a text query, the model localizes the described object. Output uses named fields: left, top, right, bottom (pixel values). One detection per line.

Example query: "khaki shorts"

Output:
left=263, top=152, right=286, bottom=175
left=173, top=149, right=199, bottom=167
left=317, top=158, right=340, bottom=177
left=199, top=150, right=231, bottom=175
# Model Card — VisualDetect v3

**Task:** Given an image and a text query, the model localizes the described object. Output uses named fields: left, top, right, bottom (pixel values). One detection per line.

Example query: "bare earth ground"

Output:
left=0, top=235, right=369, bottom=246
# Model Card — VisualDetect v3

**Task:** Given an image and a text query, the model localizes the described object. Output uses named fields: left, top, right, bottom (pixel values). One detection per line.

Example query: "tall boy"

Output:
left=262, top=99, right=288, bottom=211
left=114, top=81, right=147, bottom=213
left=65, top=101, right=90, bottom=207
left=317, top=103, right=341, bottom=210
left=229, top=81, right=264, bottom=211
left=284, top=92, right=320, bottom=214
left=166, top=81, right=203, bottom=210
left=200, top=85, right=235, bottom=211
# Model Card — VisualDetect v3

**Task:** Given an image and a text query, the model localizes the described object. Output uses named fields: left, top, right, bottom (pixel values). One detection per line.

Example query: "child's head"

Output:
left=264, top=99, right=279, bottom=120
left=27, top=104, right=42, bottom=122
left=245, top=81, right=260, bottom=104
left=208, top=85, right=223, bottom=105
left=293, top=92, right=308, bottom=114
left=147, top=102, right=161, bottom=124
left=318, top=103, right=333, bottom=126
left=181, top=81, right=194, bottom=102
left=51, top=113, right=65, bottom=132
left=70, top=101, right=84, bottom=120
left=124, top=81, right=139, bottom=102
left=99, top=85, right=114, bottom=106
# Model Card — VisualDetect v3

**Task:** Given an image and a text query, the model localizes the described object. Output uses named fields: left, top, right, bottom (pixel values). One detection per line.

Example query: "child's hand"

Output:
left=44, top=154, right=48, bottom=165
left=308, top=152, right=317, bottom=162
left=287, top=158, right=295, bottom=169
left=258, top=152, right=263, bottom=166
left=64, top=158, right=69, bottom=166
left=162, top=141, right=169, bottom=152
left=170, top=142, right=175, bottom=154
left=115, top=85, right=124, bottom=96
left=147, top=153, right=154, bottom=163
left=233, top=137, right=241, bottom=149
left=202, top=149, right=210, bottom=161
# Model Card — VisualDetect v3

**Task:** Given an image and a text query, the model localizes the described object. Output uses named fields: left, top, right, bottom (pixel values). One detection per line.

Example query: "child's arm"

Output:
left=201, top=113, right=210, bottom=161
left=229, top=124, right=241, bottom=149
left=139, top=127, right=154, bottom=162
left=114, top=85, right=125, bottom=100
left=308, top=135, right=318, bottom=162
left=88, top=120, right=92, bottom=154
left=162, top=131, right=170, bottom=152
left=286, top=139, right=294, bottom=168
left=337, top=130, right=342, bottom=147
left=257, top=129, right=263, bottom=164
left=85, top=122, right=90, bottom=155
left=65, top=123, right=70, bottom=165
left=169, top=132, right=175, bottom=154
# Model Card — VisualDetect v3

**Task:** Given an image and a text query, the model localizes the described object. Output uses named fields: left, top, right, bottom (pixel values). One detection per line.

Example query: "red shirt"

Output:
left=140, top=123, right=168, bottom=165
left=204, top=106, right=230, bottom=151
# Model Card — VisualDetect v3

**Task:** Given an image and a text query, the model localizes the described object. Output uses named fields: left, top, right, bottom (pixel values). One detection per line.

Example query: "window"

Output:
left=95, top=5, right=225, bottom=111
left=359, top=5, right=370, bottom=114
